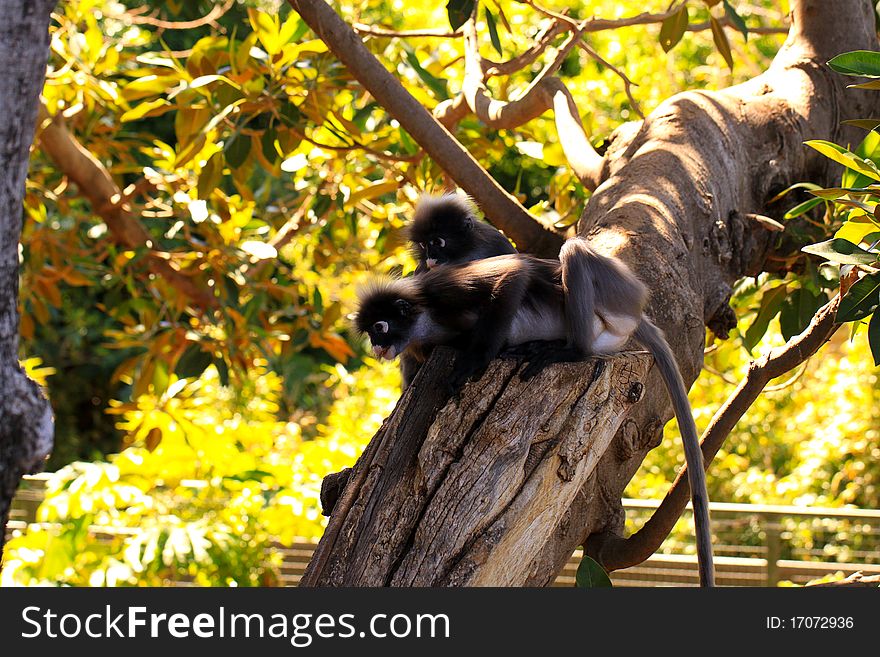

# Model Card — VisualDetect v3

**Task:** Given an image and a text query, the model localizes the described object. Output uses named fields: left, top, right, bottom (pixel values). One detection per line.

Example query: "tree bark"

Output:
left=302, top=0, right=879, bottom=585
left=0, top=0, right=56, bottom=558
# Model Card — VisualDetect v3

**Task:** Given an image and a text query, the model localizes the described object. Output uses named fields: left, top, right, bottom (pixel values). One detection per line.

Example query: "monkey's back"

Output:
left=417, top=254, right=562, bottom=332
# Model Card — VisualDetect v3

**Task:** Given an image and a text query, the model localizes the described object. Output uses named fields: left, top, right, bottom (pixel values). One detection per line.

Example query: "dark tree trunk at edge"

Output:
left=0, top=0, right=56, bottom=559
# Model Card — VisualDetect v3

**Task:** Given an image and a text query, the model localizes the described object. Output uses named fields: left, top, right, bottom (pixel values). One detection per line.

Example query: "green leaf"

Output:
left=176, top=345, right=213, bottom=380
left=485, top=7, right=502, bottom=56
left=838, top=273, right=880, bottom=322
left=446, top=0, right=475, bottom=31
left=575, top=554, right=612, bottom=588
left=809, top=186, right=880, bottom=200
left=260, top=126, right=279, bottom=163
left=842, top=118, right=880, bottom=130
left=722, top=0, right=748, bottom=40
left=784, top=197, right=823, bottom=219
left=710, top=15, right=733, bottom=70
left=828, top=50, right=880, bottom=77
left=809, top=188, right=855, bottom=200
left=214, top=356, right=230, bottom=387
left=868, top=312, right=880, bottom=365
left=743, top=284, right=788, bottom=353
left=197, top=151, right=224, bottom=200
left=802, top=238, right=879, bottom=266
left=225, top=133, right=251, bottom=169
left=805, top=139, right=880, bottom=182
left=769, top=182, right=822, bottom=203
left=779, top=288, right=824, bottom=341
left=403, top=48, right=450, bottom=100
left=659, top=5, right=688, bottom=53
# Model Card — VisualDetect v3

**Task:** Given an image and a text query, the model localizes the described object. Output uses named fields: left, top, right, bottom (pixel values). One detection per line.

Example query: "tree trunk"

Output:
left=302, top=0, right=878, bottom=585
left=0, top=0, right=56, bottom=558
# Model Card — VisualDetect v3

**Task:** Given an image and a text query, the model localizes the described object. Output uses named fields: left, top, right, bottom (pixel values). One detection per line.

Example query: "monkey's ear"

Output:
left=394, top=298, right=412, bottom=316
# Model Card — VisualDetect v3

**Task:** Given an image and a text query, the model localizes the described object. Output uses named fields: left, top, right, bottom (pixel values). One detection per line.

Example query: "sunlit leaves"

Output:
left=806, top=138, right=880, bottom=182
left=659, top=4, right=688, bottom=53
left=447, top=0, right=476, bottom=31
left=837, top=273, right=880, bottom=323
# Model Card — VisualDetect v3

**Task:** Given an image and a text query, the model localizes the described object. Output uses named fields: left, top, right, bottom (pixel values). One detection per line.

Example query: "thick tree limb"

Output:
left=0, top=0, right=56, bottom=559
left=301, top=348, right=653, bottom=586
left=302, top=0, right=879, bottom=586
left=530, top=0, right=879, bottom=583
left=586, top=296, right=842, bottom=572
left=35, top=104, right=217, bottom=310
left=462, top=17, right=603, bottom=189
left=286, top=0, right=563, bottom=257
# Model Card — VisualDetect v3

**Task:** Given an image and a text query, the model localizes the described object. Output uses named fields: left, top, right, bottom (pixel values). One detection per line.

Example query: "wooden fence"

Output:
left=7, top=476, right=880, bottom=586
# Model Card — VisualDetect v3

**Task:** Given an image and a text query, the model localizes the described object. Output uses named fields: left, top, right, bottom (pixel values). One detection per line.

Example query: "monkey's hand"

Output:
left=514, top=340, right=586, bottom=380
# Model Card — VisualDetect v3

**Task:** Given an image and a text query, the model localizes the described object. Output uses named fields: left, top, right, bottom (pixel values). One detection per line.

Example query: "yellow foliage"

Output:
left=3, top=361, right=400, bottom=586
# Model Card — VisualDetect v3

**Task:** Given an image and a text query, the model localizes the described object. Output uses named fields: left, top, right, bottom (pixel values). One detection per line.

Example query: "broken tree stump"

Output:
left=301, top=347, right=652, bottom=586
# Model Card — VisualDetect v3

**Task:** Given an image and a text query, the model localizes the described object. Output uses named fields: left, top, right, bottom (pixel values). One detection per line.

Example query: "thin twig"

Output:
left=111, top=0, right=235, bottom=30
left=353, top=23, right=461, bottom=38
left=578, top=41, right=645, bottom=119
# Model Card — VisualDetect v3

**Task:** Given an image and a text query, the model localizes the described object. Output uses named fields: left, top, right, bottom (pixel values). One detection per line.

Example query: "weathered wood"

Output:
left=302, top=348, right=650, bottom=586
left=296, top=0, right=880, bottom=587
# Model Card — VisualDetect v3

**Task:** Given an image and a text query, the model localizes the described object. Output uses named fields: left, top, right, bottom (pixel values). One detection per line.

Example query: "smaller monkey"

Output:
left=408, top=193, right=517, bottom=272
left=399, top=193, right=518, bottom=387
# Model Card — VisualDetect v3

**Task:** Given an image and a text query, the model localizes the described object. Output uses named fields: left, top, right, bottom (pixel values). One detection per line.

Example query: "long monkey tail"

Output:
left=634, top=319, right=716, bottom=588
left=559, top=238, right=597, bottom=353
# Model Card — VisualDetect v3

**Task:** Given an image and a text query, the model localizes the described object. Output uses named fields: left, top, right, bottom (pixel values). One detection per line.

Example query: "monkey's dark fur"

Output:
left=399, top=193, right=518, bottom=387
left=355, top=240, right=716, bottom=587
left=408, top=193, right=516, bottom=273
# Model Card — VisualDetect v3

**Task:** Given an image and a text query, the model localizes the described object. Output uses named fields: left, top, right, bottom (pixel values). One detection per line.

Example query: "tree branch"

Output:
left=286, top=0, right=563, bottom=257
left=462, top=16, right=603, bottom=190
left=110, top=0, right=235, bottom=30
left=35, top=104, right=217, bottom=310
left=353, top=23, right=461, bottom=38
left=586, top=296, right=842, bottom=572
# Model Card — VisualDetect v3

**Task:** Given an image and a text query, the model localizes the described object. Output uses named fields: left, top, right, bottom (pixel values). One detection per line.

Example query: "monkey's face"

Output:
left=409, top=212, right=473, bottom=269
left=355, top=292, right=419, bottom=359
left=417, top=236, right=453, bottom=269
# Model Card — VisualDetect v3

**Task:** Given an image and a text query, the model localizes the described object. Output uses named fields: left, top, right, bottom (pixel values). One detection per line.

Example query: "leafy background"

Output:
left=5, top=0, right=880, bottom=586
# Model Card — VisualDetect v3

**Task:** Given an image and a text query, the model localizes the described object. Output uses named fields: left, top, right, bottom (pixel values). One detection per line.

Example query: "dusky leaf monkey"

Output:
left=356, top=241, right=715, bottom=587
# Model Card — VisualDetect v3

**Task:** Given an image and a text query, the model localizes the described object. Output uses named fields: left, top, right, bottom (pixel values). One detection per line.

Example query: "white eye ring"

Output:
left=374, top=321, right=389, bottom=334
left=437, top=237, right=446, bottom=247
